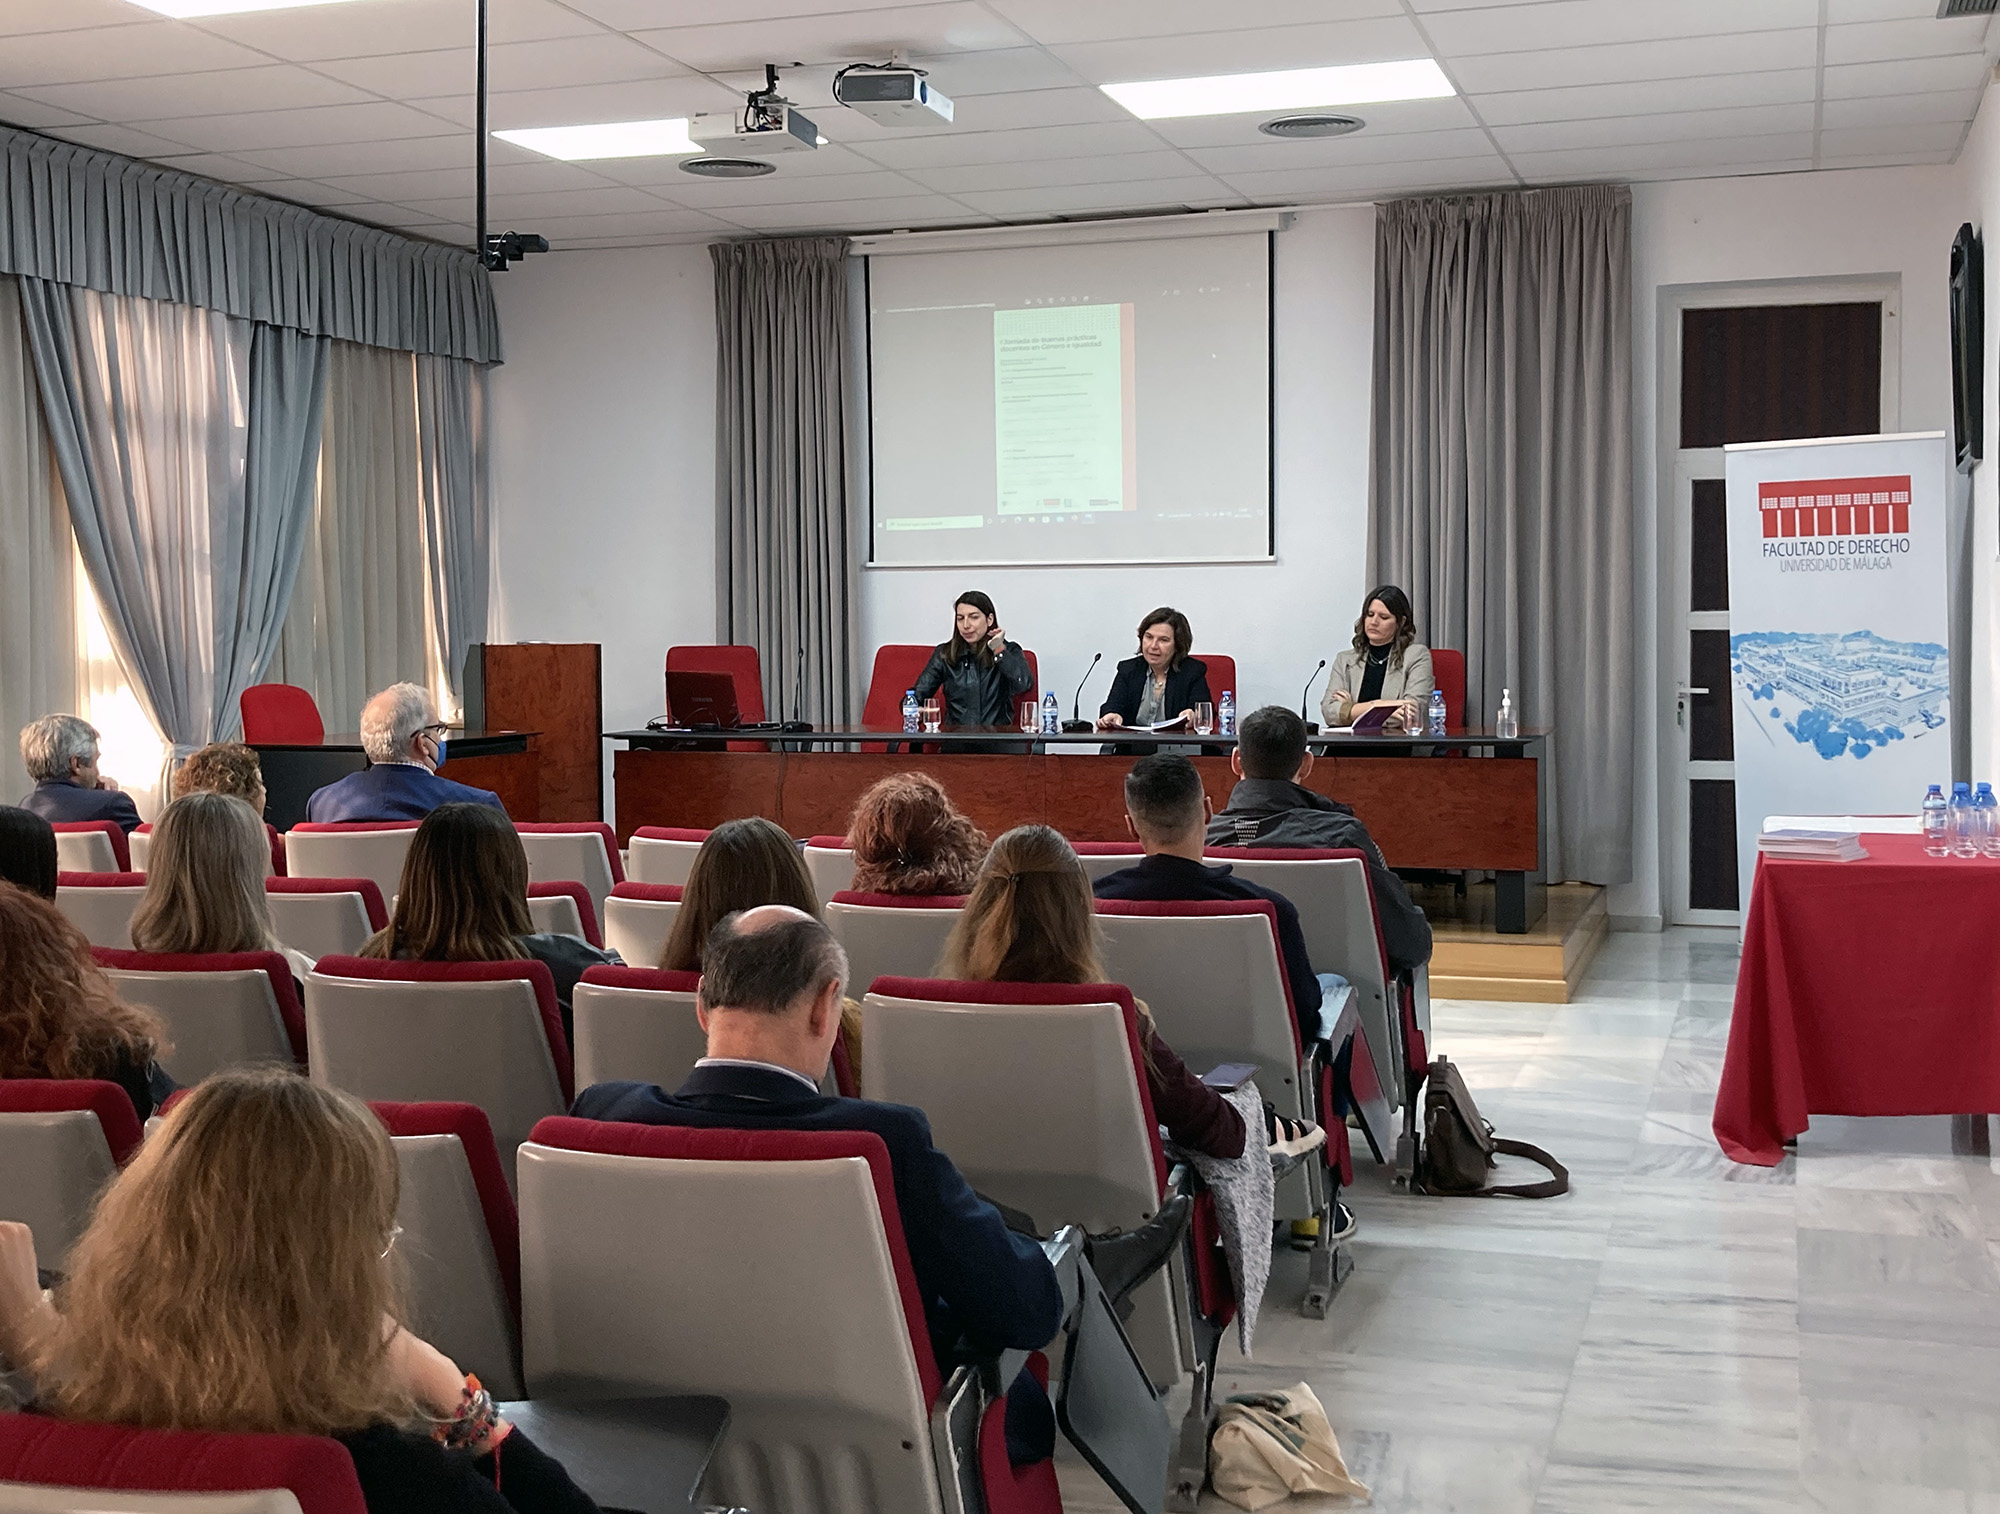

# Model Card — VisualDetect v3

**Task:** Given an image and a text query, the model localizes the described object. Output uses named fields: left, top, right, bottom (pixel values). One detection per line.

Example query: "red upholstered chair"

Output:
left=0, top=1415, right=365, bottom=1514
left=238, top=682, right=325, bottom=746
left=516, top=1120, right=1062, bottom=1514
left=265, top=876, right=388, bottom=960
left=666, top=643, right=769, bottom=753
left=304, top=957, right=572, bottom=1192
left=803, top=835, right=856, bottom=903
left=371, top=1100, right=523, bottom=1399
left=0, top=1079, right=143, bottom=1271
left=285, top=821, right=420, bottom=902
left=53, top=870, right=147, bottom=949
left=515, top=822, right=624, bottom=922
left=860, top=644, right=935, bottom=734
left=93, top=948, right=306, bottom=1082
left=625, top=825, right=707, bottom=886
left=1199, top=653, right=1238, bottom=707
left=600, top=881, right=682, bottom=969
left=1072, top=841, right=1145, bottom=883
left=1430, top=646, right=1466, bottom=730
left=526, top=880, right=603, bottom=948
left=824, top=890, right=965, bottom=998
left=52, top=821, right=129, bottom=873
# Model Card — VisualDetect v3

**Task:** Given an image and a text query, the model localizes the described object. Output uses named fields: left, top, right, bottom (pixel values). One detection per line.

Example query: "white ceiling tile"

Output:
left=1474, top=68, right=1817, bottom=125
left=1816, top=148, right=1957, bottom=168
left=225, top=135, right=475, bottom=178
left=1050, top=17, right=1435, bottom=85
left=0, top=3, right=154, bottom=37
left=501, top=208, right=736, bottom=238
left=900, top=149, right=1214, bottom=194
left=0, top=23, right=270, bottom=88
left=1823, top=15, right=1993, bottom=66
left=1184, top=126, right=1499, bottom=174
left=316, top=160, right=616, bottom=202
left=838, top=85, right=1134, bottom=140
left=1491, top=102, right=1817, bottom=154
left=651, top=167, right=929, bottom=208
left=1818, top=120, right=1974, bottom=155
left=186, top=0, right=601, bottom=62
left=44, top=123, right=209, bottom=160
left=144, top=150, right=295, bottom=183
left=951, top=178, right=1242, bottom=216
left=14, top=66, right=373, bottom=123
left=1421, top=0, right=1816, bottom=55
left=562, top=0, right=945, bottom=27
left=1820, top=87, right=1988, bottom=128
left=632, top=5, right=1030, bottom=74
left=1821, top=52, right=1992, bottom=96
left=408, top=76, right=743, bottom=132
left=422, top=185, right=692, bottom=219
left=124, top=101, right=462, bottom=153
left=0, top=91, right=100, bottom=130
left=886, top=48, right=1086, bottom=97
left=276, top=181, right=392, bottom=209
left=719, top=195, right=988, bottom=230
left=983, top=0, right=1403, bottom=47
left=1826, top=0, right=1953, bottom=18
left=1510, top=133, right=1818, bottom=173
left=314, top=33, right=689, bottom=100
left=851, top=119, right=1169, bottom=170
left=1143, top=94, right=1478, bottom=147
left=1450, top=30, right=1819, bottom=93
left=1213, top=158, right=1517, bottom=199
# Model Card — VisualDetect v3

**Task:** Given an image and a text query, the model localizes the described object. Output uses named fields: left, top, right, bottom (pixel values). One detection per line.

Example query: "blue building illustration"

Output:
left=1732, top=629, right=1948, bottom=760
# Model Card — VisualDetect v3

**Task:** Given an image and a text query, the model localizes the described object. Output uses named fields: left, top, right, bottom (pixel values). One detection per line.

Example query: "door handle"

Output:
left=1675, top=683, right=1709, bottom=728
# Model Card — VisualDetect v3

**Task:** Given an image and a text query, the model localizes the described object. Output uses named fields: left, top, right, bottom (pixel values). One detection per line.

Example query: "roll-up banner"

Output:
left=1723, top=432, right=1953, bottom=907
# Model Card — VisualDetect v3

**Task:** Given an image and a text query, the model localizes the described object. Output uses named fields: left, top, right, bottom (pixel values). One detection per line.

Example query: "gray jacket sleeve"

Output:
left=1320, top=649, right=1358, bottom=728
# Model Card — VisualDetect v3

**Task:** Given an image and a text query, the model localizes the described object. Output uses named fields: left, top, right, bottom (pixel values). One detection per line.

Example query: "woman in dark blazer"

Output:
left=1096, top=607, right=1212, bottom=734
left=912, top=589, right=1036, bottom=729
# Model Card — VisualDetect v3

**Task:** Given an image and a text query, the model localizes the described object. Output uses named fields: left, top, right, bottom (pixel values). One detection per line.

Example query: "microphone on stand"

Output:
left=1299, top=659, right=1328, bottom=729
left=776, top=643, right=812, bottom=734
left=1062, top=652, right=1104, bottom=733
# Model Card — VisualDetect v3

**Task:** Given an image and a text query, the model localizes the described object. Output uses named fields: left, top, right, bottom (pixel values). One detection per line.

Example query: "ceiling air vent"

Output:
left=1259, top=113, right=1366, bottom=139
left=680, top=157, right=776, bottom=178
left=1938, top=0, right=1997, bottom=17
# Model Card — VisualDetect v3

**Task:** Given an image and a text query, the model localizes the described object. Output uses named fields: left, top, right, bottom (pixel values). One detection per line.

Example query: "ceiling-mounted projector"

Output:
left=834, top=65, right=953, bottom=127
left=691, top=64, right=819, bottom=156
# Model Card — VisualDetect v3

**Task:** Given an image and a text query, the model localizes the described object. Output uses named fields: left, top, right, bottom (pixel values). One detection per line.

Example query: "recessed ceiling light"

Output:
left=127, top=0, right=368, bottom=15
left=1101, top=59, right=1453, bottom=120
left=680, top=157, right=775, bottom=179
left=494, top=118, right=700, bottom=161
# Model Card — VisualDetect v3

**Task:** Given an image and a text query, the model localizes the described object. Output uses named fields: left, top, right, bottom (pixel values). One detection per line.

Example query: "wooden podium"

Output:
left=463, top=643, right=602, bottom=822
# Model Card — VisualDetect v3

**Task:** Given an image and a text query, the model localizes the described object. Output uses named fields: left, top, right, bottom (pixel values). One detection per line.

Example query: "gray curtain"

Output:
left=415, top=354, right=490, bottom=705
left=271, top=342, right=430, bottom=731
left=19, top=277, right=327, bottom=750
left=0, top=124, right=499, bottom=363
left=1369, top=185, right=1633, bottom=884
left=0, top=273, right=76, bottom=801
left=712, top=236, right=858, bottom=726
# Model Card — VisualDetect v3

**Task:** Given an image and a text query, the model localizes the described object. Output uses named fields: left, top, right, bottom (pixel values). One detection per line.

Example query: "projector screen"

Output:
left=866, top=230, right=1273, bottom=567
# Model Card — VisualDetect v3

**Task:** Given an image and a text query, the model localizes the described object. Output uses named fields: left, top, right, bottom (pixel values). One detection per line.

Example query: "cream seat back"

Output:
left=128, top=827, right=152, bottom=872
left=803, top=839, right=855, bottom=902
left=825, top=893, right=963, bottom=995
left=265, top=881, right=383, bottom=961
left=52, top=828, right=121, bottom=873
left=569, top=968, right=704, bottom=1091
left=390, top=1131, right=523, bottom=1399
left=1073, top=845, right=1144, bottom=883
left=284, top=825, right=416, bottom=902
left=602, top=886, right=681, bottom=969
left=0, top=1081, right=139, bottom=1274
left=526, top=891, right=583, bottom=939
left=100, top=960, right=299, bottom=1084
left=625, top=828, right=705, bottom=886
left=53, top=876, right=145, bottom=949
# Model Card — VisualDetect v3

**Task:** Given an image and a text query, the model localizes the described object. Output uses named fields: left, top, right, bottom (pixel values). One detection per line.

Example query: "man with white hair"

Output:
left=17, top=714, right=140, bottom=833
left=303, top=682, right=505, bottom=823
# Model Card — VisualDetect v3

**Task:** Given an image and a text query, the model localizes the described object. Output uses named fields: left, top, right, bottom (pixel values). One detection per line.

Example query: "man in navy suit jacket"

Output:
left=17, top=714, right=141, bottom=834
left=305, top=682, right=504, bottom=823
left=572, top=905, right=1064, bottom=1465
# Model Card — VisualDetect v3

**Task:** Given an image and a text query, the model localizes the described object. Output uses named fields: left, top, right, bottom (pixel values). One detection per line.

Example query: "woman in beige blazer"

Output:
left=1321, top=585, right=1435, bottom=730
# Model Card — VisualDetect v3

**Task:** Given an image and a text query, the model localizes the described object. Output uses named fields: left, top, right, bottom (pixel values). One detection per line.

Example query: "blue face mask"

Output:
left=432, top=736, right=448, bottom=770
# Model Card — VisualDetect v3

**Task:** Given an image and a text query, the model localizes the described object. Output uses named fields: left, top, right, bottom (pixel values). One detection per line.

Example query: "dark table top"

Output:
left=607, top=724, right=1547, bottom=752
left=247, top=727, right=536, bottom=753
left=495, top=1395, right=729, bottom=1514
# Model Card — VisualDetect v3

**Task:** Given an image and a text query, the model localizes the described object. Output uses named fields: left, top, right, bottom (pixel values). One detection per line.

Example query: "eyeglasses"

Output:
left=380, top=1224, right=404, bottom=1259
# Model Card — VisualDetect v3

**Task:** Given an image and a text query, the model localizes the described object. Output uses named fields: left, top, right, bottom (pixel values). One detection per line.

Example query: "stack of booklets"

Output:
left=1757, top=828, right=1868, bottom=862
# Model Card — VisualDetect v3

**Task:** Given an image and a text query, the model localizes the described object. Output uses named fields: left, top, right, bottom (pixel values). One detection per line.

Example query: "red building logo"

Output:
left=1759, top=475, right=1910, bottom=539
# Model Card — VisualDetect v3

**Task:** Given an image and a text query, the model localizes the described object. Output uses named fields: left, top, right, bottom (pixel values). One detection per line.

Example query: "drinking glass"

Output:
left=1019, top=701, right=1038, bottom=736
left=920, top=700, right=943, bottom=734
left=1193, top=701, right=1215, bottom=736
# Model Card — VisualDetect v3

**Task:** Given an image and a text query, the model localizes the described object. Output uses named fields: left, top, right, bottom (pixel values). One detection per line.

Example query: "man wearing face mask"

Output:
left=304, top=682, right=507, bottom=823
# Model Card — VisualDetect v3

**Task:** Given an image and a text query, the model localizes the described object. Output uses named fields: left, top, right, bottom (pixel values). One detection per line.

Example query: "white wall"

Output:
left=857, top=205, right=1375, bottom=720
left=487, top=242, right=715, bottom=820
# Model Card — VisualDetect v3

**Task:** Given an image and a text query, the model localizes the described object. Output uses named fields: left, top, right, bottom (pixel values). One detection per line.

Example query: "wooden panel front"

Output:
left=614, top=750, right=1540, bottom=871
left=444, top=747, right=541, bottom=821
left=480, top=643, right=602, bottom=822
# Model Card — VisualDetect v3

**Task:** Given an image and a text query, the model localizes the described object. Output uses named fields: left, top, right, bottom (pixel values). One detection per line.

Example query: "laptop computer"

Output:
left=664, top=670, right=742, bottom=730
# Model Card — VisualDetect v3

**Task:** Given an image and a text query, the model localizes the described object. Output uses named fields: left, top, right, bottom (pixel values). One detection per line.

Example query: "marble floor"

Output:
left=1057, top=926, right=2000, bottom=1513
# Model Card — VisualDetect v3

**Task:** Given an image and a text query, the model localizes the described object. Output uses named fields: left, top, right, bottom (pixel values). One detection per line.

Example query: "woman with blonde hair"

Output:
left=0, top=884, right=174, bottom=1118
left=129, top=792, right=312, bottom=982
left=844, top=773, right=987, bottom=897
left=937, top=825, right=1245, bottom=1160
left=0, top=1068, right=601, bottom=1512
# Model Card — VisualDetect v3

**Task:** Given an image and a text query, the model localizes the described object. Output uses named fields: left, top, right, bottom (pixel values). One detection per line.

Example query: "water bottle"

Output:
left=1922, top=783, right=1950, bottom=856
left=1976, top=782, right=2000, bottom=859
left=1495, top=688, right=1518, bottom=740
left=1040, top=690, right=1059, bottom=736
left=1218, top=690, right=1236, bottom=737
left=1428, top=688, right=1447, bottom=736
left=901, top=688, right=919, bottom=735
left=1950, top=781, right=1977, bottom=858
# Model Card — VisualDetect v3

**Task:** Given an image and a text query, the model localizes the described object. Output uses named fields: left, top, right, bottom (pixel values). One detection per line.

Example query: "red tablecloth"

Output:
left=1714, top=832, right=2000, bottom=1165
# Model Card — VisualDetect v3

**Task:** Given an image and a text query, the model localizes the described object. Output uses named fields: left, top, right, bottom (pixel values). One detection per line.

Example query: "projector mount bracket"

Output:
left=475, top=0, right=548, bottom=272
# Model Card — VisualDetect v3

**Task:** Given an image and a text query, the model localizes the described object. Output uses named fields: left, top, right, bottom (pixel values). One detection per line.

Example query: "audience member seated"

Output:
left=173, top=741, right=285, bottom=873
left=845, top=772, right=987, bottom=897
left=571, top=906, right=1064, bottom=1467
left=16, top=714, right=141, bottom=834
left=939, top=824, right=1256, bottom=1162
left=306, top=683, right=505, bottom=824
left=0, top=805, right=58, bottom=899
left=0, top=884, right=175, bottom=1119
left=130, top=792, right=316, bottom=984
left=0, top=1068, right=601, bottom=1513
left=1205, top=705, right=1433, bottom=976
left=360, top=803, right=618, bottom=1036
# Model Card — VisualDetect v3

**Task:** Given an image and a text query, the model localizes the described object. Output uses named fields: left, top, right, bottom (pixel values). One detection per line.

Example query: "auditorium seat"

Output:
left=371, top=1100, right=523, bottom=1399
left=0, top=1079, right=142, bottom=1272
left=0, top=1415, right=365, bottom=1514
left=238, top=682, right=325, bottom=746
left=516, top=1119, right=1062, bottom=1514
left=51, top=821, right=128, bottom=873
left=53, top=870, right=147, bottom=949
left=1072, top=841, right=1144, bottom=882
left=824, top=891, right=964, bottom=997
left=624, top=825, right=706, bottom=886
left=525, top=880, right=602, bottom=948
left=600, top=881, right=681, bottom=969
left=304, top=957, right=572, bottom=1191
left=860, top=644, right=934, bottom=736
left=265, top=877, right=387, bottom=960
left=93, top=948, right=307, bottom=1082
left=515, top=821, right=624, bottom=922
left=570, top=965, right=704, bottom=1091
left=285, top=822, right=419, bottom=902
left=1431, top=647, right=1466, bottom=729
left=803, top=834, right=856, bottom=902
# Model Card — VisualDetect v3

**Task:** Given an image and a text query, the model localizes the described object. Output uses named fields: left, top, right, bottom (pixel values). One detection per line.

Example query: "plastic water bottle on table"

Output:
left=1975, top=781, right=2000, bottom=859
left=1218, top=690, right=1235, bottom=736
left=901, top=688, right=919, bottom=735
left=1041, top=690, right=1059, bottom=735
left=1950, top=781, right=1978, bottom=858
left=1428, top=688, right=1447, bottom=736
left=1922, top=784, right=1949, bottom=856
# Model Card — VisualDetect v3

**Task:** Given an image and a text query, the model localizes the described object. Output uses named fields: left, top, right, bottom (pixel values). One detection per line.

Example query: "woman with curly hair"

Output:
left=0, top=883, right=175, bottom=1118
left=171, top=741, right=285, bottom=874
left=845, top=773, right=987, bottom=897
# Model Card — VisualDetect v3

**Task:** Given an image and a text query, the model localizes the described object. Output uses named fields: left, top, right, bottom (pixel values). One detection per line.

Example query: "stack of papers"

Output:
left=1757, top=828, right=1869, bottom=862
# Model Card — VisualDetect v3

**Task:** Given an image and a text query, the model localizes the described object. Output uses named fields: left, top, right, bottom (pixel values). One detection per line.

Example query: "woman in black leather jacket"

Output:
left=912, top=590, right=1036, bottom=728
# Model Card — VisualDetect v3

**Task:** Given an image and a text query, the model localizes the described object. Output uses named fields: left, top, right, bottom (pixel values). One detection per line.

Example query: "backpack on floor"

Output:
left=1413, top=1054, right=1569, bottom=1198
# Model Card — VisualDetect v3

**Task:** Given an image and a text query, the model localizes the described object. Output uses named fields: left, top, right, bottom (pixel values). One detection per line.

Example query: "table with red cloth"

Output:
left=1714, top=832, right=2000, bottom=1165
